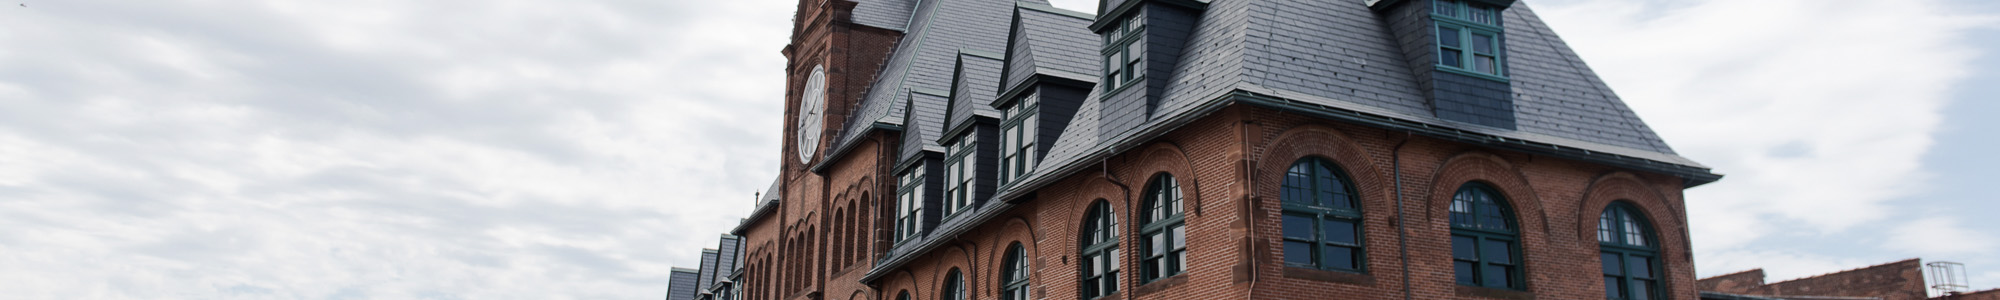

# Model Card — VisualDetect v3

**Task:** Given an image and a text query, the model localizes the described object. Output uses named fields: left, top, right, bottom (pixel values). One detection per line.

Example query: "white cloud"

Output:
left=0, top=0, right=794, bottom=298
left=1887, top=218, right=1999, bottom=257
left=1538, top=0, right=1992, bottom=280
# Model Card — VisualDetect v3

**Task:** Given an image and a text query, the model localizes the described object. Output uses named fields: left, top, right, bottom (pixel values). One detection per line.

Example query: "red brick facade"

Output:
left=1697, top=259, right=1999, bottom=300
left=737, top=1, right=1702, bottom=300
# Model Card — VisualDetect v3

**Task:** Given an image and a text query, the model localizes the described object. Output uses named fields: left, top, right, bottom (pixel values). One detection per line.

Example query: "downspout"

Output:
left=1393, top=132, right=1413, bottom=300
left=1240, top=117, right=1259, bottom=300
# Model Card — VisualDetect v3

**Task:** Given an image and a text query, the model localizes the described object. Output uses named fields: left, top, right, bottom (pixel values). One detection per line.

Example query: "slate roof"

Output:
left=945, top=53, right=1006, bottom=136
left=1001, top=2, right=1100, bottom=93
left=851, top=0, right=921, bottom=31
left=818, top=0, right=1045, bottom=171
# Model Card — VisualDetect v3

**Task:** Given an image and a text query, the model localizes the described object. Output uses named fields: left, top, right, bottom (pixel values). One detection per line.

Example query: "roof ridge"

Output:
left=1699, top=268, right=1767, bottom=281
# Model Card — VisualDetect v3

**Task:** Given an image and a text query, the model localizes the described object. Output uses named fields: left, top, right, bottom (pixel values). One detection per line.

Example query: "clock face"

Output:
left=796, top=65, right=827, bottom=163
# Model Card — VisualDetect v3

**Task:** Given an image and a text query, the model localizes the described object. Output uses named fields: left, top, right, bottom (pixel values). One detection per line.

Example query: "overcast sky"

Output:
left=0, top=0, right=1993, bottom=299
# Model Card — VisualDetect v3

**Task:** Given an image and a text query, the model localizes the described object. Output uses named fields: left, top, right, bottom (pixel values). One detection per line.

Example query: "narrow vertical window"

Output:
left=1080, top=200, right=1120, bottom=299
left=1140, top=174, right=1187, bottom=282
left=1279, top=157, right=1364, bottom=272
left=1601, top=202, right=1661, bottom=300
left=943, top=136, right=975, bottom=218
left=1450, top=183, right=1522, bottom=290
left=998, top=93, right=1037, bottom=186
left=896, top=291, right=910, bottom=300
left=1002, top=243, right=1031, bottom=300
left=1102, top=10, right=1146, bottom=91
left=942, top=269, right=967, bottom=300
left=894, top=167, right=926, bottom=243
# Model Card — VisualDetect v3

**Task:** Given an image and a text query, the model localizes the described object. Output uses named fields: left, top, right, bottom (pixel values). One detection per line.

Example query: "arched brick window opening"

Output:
left=1450, top=182, right=1523, bottom=290
left=1080, top=200, right=1120, bottom=298
left=1279, top=157, right=1363, bottom=272
left=1139, top=173, right=1187, bottom=282
left=1601, top=201, right=1661, bottom=300
left=1001, top=242, right=1031, bottom=300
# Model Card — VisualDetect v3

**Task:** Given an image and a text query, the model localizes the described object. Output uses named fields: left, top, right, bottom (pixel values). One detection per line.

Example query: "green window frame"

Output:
left=894, top=167, right=925, bottom=243
left=1279, top=157, right=1365, bottom=272
left=1601, top=202, right=1661, bottom=300
left=998, top=93, right=1038, bottom=186
left=895, top=291, right=910, bottom=300
left=1139, top=174, right=1187, bottom=282
left=1102, top=10, right=1145, bottom=92
left=942, top=269, right=967, bottom=300
left=1450, top=182, right=1523, bottom=290
left=942, top=135, right=976, bottom=218
left=1001, top=243, right=1031, bottom=300
left=1080, top=200, right=1120, bottom=299
left=1433, top=0, right=1505, bottom=79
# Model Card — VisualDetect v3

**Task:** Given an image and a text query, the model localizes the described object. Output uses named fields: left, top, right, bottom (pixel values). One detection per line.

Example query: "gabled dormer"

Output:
left=1090, top=0, right=1205, bottom=141
left=995, top=2, right=1098, bottom=188
left=938, top=52, right=1005, bottom=220
left=891, top=93, right=945, bottom=247
left=1374, top=0, right=1520, bottom=129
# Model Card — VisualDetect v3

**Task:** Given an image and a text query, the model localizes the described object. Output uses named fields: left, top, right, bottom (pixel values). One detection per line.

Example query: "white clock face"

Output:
left=796, top=65, right=827, bottom=163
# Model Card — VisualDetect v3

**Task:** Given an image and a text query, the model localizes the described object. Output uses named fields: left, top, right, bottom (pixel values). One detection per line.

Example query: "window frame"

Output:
left=1600, top=202, right=1662, bottom=300
left=1001, top=243, right=1031, bottom=300
left=1080, top=200, right=1121, bottom=299
left=1102, top=10, right=1146, bottom=92
left=1279, top=157, right=1366, bottom=273
left=942, top=269, right=967, bottom=300
left=1139, top=173, right=1187, bottom=283
left=1449, top=182, right=1524, bottom=290
left=1432, top=0, right=1508, bottom=81
left=894, top=166, right=926, bottom=244
left=942, top=135, right=976, bottom=219
left=998, top=93, right=1038, bottom=187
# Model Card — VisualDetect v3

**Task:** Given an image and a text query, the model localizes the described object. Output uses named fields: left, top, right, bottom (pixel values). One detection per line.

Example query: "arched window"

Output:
left=1279, top=157, right=1363, bottom=272
left=1080, top=200, right=1120, bottom=298
left=1001, top=243, right=1031, bottom=300
left=942, top=269, right=967, bottom=300
left=1140, top=173, right=1187, bottom=282
left=1601, top=202, right=1660, bottom=300
left=1450, top=182, right=1522, bottom=289
left=896, top=291, right=910, bottom=300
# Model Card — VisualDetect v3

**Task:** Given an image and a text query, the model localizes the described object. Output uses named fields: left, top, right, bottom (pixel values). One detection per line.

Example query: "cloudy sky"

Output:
left=0, top=0, right=1992, bottom=298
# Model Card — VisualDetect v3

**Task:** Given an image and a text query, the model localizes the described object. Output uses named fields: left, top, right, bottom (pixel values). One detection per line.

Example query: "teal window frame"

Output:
left=1601, top=202, right=1662, bottom=300
left=1279, top=157, right=1365, bottom=273
left=894, top=167, right=925, bottom=244
left=1002, top=243, right=1031, bottom=300
left=1433, top=0, right=1507, bottom=81
left=1139, top=174, right=1187, bottom=283
left=895, top=291, right=910, bottom=300
left=1080, top=200, right=1120, bottom=299
left=998, top=93, right=1038, bottom=187
left=942, top=135, right=976, bottom=219
left=1102, top=10, right=1145, bottom=93
left=942, top=269, right=967, bottom=300
left=1450, top=182, right=1524, bottom=290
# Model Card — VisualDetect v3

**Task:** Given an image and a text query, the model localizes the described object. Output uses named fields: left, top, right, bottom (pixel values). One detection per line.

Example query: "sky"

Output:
left=0, top=0, right=1993, bottom=299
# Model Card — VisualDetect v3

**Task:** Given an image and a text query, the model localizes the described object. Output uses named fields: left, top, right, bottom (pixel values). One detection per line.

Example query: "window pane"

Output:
left=1435, top=0, right=1457, bottom=17
left=1482, top=240, right=1512, bottom=264
left=1440, top=27, right=1461, bottom=47
left=1108, top=248, right=1119, bottom=270
left=1284, top=241, right=1314, bottom=265
left=1283, top=214, right=1315, bottom=239
left=1324, top=219, right=1357, bottom=244
left=1605, top=277, right=1623, bottom=299
left=1472, top=34, right=1494, bottom=54
left=1452, top=236, right=1477, bottom=260
left=1601, top=253, right=1623, bottom=276
left=1171, top=225, right=1186, bottom=249
left=1442, top=49, right=1463, bottom=67
left=1628, top=256, right=1653, bottom=279
left=1149, top=232, right=1166, bottom=258
left=1484, top=265, right=1512, bottom=288
left=1600, top=211, right=1616, bottom=243
left=1632, top=281, right=1652, bottom=300
left=1476, top=56, right=1495, bottom=74
left=1326, top=246, right=1356, bottom=270
left=1455, top=261, right=1477, bottom=285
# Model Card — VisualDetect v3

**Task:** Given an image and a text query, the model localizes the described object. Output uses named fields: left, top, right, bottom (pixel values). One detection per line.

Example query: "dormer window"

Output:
left=1434, top=0, right=1505, bottom=78
left=894, top=166, right=926, bottom=243
left=1102, top=10, right=1145, bottom=91
left=998, top=92, right=1038, bottom=186
left=942, top=135, right=975, bottom=218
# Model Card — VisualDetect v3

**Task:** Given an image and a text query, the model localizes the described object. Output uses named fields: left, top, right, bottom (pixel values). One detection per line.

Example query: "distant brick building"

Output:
left=672, top=0, right=1733, bottom=299
left=1697, top=259, right=2000, bottom=300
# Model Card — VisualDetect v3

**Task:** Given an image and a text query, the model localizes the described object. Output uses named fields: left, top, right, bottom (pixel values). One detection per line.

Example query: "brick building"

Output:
left=698, top=0, right=1727, bottom=299
left=1696, top=259, right=2000, bottom=300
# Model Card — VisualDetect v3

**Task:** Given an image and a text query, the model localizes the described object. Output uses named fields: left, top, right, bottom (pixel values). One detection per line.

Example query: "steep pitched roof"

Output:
left=943, top=53, right=1006, bottom=138
left=818, top=0, right=1045, bottom=171
left=1000, top=2, right=1100, bottom=94
left=851, top=0, right=921, bottom=31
